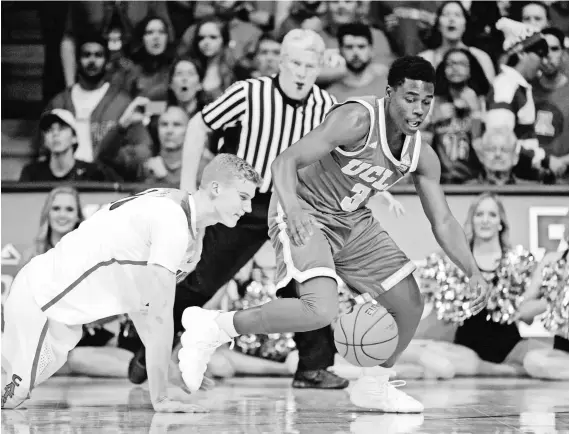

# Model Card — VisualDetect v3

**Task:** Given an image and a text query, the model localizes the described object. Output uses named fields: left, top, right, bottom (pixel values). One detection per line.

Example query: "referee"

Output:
left=129, top=29, right=348, bottom=389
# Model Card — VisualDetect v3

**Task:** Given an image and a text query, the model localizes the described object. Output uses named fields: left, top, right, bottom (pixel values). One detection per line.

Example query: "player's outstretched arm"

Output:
left=138, top=265, right=177, bottom=407
left=412, top=145, right=488, bottom=315
left=271, top=103, right=369, bottom=246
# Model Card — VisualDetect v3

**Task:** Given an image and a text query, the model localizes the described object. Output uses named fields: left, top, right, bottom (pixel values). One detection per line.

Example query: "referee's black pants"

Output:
left=173, top=192, right=336, bottom=372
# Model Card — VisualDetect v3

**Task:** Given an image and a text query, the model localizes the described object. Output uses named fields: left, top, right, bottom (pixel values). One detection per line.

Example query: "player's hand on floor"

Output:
left=468, top=273, right=489, bottom=317
left=152, top=397, right=209, bottom=413
left=286, top=208, right=317, bottom=246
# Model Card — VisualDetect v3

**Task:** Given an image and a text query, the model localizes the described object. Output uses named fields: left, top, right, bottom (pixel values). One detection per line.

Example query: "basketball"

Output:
left=334, top=302, right=399, bottom=367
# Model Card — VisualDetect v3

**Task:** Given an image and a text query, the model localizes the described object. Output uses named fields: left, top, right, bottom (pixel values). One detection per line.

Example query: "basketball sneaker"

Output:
left=178, top=307, right=231, bottom=392
left=349, top=369, right=424, bottom=413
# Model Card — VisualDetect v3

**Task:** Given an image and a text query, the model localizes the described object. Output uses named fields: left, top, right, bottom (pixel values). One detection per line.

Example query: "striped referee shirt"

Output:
left=201, top=75, right=337, bottom=193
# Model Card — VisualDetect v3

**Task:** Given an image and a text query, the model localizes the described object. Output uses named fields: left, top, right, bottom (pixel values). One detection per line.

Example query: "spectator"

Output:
left=167, top=58, right=206, bottom=118
left=20, top=110, right=119, bottom=183
left=187, top=17, right=237, bottom=105
left=177, top=1, right=263, bottom=63
left=17, top=186, right=133, bottom=378
left=327, top=23, right=389, bottom=102
left=419, top=1, right=496, bottom=82
left=531, top=27, right=569, bottom=181
left=421, top=47, right=489, bottom=184
left=467, top=1, right=509, bottom=69
left=143, top=105, right=190, bottom=185
left=43, top=34, right=153, bottom=176
left=470, top=128, right=543, bottom=185
left=320, top=0, right=393, bottom=66
left=489, top=18, right=566, bottom=179
left=519, top=1, right=551, bottom=30
left=124, top=15, right=176, bottom=101
left=60, top=1, right=173, bottom=88
left=236, top=34, right=281, bottom=80
left=276, top=1, right=327, bottom=41
left=368, top=1, right=439, bottom=57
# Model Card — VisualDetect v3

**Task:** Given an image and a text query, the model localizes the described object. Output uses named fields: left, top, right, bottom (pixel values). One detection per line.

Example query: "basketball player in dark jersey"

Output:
left=178, top=56, right=489, bottom=412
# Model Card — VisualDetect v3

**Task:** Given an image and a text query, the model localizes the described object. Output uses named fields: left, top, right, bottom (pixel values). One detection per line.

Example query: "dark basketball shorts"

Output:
left=268, top=195, right=416, bottom=297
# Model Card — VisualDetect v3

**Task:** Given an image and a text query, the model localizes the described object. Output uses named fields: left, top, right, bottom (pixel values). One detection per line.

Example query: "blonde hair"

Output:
left=200, top=154, right=262, bottom=188
left=463, top=192, right=511, bottom=251
left=281, top=29, right=325, bottom=60
left=33, top=186, right=84, bottom=258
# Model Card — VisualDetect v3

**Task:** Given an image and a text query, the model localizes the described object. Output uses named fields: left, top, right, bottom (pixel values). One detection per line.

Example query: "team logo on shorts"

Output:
left=1, top=374, right=22, bottom=406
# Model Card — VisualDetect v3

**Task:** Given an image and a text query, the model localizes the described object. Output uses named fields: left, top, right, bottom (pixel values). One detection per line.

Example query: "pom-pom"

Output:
left=485, top=246, right=537, bottom=324
left=418, top=253, right=476, bottom=325
left=540, top=256, right=569, bottom=339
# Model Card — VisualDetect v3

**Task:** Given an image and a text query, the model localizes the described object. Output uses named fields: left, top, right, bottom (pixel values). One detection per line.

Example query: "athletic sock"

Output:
left=215, top=311, right=239, bottom=338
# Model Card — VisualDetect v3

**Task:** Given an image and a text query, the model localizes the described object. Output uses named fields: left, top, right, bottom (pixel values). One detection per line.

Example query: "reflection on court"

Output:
left=2, top=376, right=568, bottom=433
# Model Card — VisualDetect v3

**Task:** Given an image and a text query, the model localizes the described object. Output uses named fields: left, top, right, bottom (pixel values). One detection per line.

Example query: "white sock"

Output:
left=362, top=366, right=395, bottom=379
left=215, top=311, right=239, bottom=338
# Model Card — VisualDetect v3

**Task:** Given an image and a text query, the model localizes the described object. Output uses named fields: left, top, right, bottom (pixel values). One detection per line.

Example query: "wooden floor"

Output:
left=2, top=376, right=568, bottom=433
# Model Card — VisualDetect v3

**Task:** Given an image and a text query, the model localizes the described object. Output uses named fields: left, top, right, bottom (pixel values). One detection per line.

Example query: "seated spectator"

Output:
left=320, top=0, right=393, bottom=66
left=60, top=1, right=173, bottom=88
left=419, top=1, right=496, bottom=82
left=531, top=27, right=569, bottom=182
left=421, top=48, right=490, bottom=184
left=16, top=186, right=133, bottom=378
left=518, top=1, right=551, bottom=30
left=143, top=105, right=190, bottom=185
left=178, top=1, right=263, bottom=63
left=489, top=18, right=566, bottom=179
left=186, top=17, right=237, bottom=105
left=168, top=58, right=206, bottom=118
left=327, top=23, right=389, bottom=102
left=235, top=34, right=281, bottom=80
left=367, top=1, right=438, bottom=57
left=43, top=34, right=153, bottom=177
left=470, top=128, right=544, bottom=185
left=276, top=1, right=327, bottom=42
left=20, top=110, right=119, bottom=182
left=124, top=15, right=176, bottom=101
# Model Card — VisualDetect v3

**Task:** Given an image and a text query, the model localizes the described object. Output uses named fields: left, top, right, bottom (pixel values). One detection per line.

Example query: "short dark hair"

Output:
left=337, top=23, right=373, bottom=47
left=541, top=27, right=565, bottom=47
left=75, top=33, right=110, bottom=60
left=387, top=56, right=436, bottom=88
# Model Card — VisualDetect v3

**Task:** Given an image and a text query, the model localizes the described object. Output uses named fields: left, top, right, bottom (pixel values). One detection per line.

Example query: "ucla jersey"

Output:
left=297, top=97, right=422, bottom=213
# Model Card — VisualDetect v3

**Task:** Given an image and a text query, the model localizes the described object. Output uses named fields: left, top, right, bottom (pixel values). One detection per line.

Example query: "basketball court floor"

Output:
left=2, top=376, right=568, bottom=433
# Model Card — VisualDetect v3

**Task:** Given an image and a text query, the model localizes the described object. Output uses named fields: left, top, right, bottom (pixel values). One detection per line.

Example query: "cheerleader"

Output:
left=398, top=193, right=550, bottom=379
left=515, top=212, right=569, bottom=380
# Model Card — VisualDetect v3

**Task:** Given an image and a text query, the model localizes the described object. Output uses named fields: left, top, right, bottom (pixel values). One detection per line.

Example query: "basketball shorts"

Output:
left=267, top=195, right=416, bottom=297
left=2, top=271, right=83, bottom=408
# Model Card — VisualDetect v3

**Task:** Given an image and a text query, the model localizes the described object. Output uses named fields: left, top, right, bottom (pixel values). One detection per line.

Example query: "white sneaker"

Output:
left=178, top=307, right=231, bottom=392
left=349, top=375, right=424, bottom=413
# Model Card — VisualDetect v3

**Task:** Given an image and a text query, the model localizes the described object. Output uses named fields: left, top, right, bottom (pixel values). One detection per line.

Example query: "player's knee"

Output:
left=301, top=295, right=338, bottom=329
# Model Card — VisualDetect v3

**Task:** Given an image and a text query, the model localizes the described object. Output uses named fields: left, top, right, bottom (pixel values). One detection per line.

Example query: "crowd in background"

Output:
left=14, top=0, right=569, bottom=185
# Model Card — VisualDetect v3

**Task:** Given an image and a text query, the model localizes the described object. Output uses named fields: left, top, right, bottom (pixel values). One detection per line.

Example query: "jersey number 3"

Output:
left=340, top=183, right=371, bottom=212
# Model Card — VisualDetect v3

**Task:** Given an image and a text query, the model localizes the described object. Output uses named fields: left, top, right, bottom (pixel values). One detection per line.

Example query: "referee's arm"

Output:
left=180, top=82, right=248, bottom=192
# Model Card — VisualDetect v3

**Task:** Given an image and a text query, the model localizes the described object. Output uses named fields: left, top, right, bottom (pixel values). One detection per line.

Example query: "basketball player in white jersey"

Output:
left=1, top=154, right=261, bottom=413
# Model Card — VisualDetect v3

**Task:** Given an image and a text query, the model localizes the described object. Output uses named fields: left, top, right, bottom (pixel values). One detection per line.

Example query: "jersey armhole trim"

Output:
left=409, top=131, right=422, bottom=173
left=335, top=99, right=375, bottom=157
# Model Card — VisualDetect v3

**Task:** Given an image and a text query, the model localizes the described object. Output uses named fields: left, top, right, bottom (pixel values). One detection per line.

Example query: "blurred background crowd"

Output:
left=2, top=0, right=569, bottom=185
